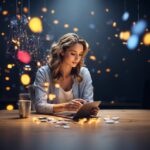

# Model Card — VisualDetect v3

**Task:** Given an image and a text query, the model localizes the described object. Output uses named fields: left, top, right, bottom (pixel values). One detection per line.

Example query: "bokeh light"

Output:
left=28, top=17, right=43, bottom=33
left=120, top=31, right=130, bottom=41
left=5, top=86, right=11, bottom=91
left=2, top=10, right=8, bottom=15
left=73, top=27, right=79, bottom=32
left=122, top=12, right=129, bottom=21
left=48, top=93, right=56, bottom=101
left=55, top=83, right=60, bottom=88
left=53, top=19, right=59, bottom=24
left=5, top=76, right=10, bottom=81
left=64, top=24, right=69, bottom=28
left=89, top=55, right=96, bottom=61
left=23, top=7, right=29, bottom=13
left=105, top=8, right=109, bottom=12
left=20, top=74, right=31, bottom=85
left=7, top=64, right=13, bottom=69
left=106, top=68, right=111, bottom=73
left=143, top=32, right=150, bottom=46
left=17, top=50, right=31, bottom=64
left=127, top=35, right=139, bottom=50
left=90, top=11, right=95, bottom=15
left=132, top=20, right=147, bottom=35
left=41, top=7, right=48, bottom=13
left=51, top=9, right=55, bottom=14
left=1, top=32, right=5, bottom=36
left=6, top=105, right=14, bottom=111
left=112, top=22, right=117, bottom=27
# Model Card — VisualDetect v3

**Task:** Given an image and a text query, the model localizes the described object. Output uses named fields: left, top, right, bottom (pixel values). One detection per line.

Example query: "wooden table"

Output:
left=0, top=109, right=150, bottom=150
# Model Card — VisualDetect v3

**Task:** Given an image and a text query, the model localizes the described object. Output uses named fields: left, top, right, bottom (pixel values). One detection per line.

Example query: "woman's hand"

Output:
left=65, top=100, right=83, bottom=111
left=72, top=99, right=87, bottom=104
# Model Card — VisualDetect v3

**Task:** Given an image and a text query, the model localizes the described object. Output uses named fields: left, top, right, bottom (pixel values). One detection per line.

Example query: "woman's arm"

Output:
left=53, top=100, right=82, bottom=113
left=80, top=67, right=94, bottom=102
left=34, top=67, right=54, bottom=114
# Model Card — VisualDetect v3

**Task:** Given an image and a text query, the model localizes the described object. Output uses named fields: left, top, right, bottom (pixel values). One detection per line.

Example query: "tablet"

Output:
left=73, top=101, right=101, bottom=121
left=54, top=101, right=101, bottom=120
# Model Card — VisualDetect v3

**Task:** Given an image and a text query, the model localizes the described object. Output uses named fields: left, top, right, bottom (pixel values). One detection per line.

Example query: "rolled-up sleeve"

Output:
left=80, top=67, right=94, bottom=102
left=34, top=68, right=53, bottom=114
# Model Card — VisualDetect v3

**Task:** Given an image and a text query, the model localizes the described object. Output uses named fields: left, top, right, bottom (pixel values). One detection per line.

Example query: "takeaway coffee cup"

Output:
left=18, top=100, right=31, bottom=118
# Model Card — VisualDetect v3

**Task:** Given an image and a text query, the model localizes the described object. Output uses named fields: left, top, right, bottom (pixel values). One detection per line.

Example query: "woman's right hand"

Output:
left=64, top=100, right=83, bottom=111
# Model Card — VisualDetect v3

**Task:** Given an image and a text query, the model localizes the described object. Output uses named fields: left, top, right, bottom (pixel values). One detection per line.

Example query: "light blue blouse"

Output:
left=34, top=65, right=93, bottom=114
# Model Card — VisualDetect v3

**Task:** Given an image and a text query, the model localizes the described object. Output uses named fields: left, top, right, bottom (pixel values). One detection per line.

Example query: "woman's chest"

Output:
left=58, top=77, right=73, bottom=91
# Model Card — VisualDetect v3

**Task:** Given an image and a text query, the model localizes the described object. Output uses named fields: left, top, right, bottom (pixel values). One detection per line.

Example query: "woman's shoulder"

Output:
left=36, top=65, right=51, bottom=78
left=38, top=64, right=50, bottom=73
left=80, top=66, right=90, bottom=75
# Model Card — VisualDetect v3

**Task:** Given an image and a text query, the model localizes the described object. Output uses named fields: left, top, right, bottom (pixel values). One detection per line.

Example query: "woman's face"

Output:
left=61, top=43, right=84, bottom=68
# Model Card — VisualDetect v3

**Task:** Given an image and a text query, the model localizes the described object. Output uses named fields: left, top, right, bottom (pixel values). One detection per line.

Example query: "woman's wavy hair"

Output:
left=47, top=33, right=89, bottom=83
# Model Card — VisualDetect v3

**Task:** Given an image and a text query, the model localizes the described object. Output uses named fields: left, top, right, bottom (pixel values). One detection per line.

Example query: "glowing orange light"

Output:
left=143, top=33, right=150, bottom=46
left=2, top=10, right=8, bottom=15
left=120, top=31, right=130, bottom=41
left=23, top=7, right=29, bottom=13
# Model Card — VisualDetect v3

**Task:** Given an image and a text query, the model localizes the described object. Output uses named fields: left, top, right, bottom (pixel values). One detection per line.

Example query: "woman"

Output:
left=34, top=33, right=98, bottom=115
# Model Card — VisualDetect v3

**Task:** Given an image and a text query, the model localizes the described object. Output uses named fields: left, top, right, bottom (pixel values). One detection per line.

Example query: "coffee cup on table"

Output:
left=18, top=93, right=31, bottom=118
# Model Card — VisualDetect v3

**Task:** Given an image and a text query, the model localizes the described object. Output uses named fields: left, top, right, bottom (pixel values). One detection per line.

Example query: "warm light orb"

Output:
left=5, top=77, right=10, bottom=81
left=48, top=94, right=56, bottom=101
left=89, top=55, right=96, bottom=61
left=112, top=22, right=117, bottom=27
left=64, top=24, right=69, bottom=28
left=6, top=105, right=14, bottom=111
left=106, top=68, right=111, bottom=73
left=6, top=86, right=11, bottom=91
left=23, top=7, right=29, bottom=13
left=21, top=74, right=31, bottom=85
left=41, top=7, right=48, bottom=13
left=2, top=10, right=8, bottom=15
left=73, top=27, right=79, bottom=32
left=28, top=17, right=43, bottom=33
left=7, top=64, right=13, bottom=69
left=120, top=31, right=130, bottom=41
left=143, top=33, right=150, bottom=46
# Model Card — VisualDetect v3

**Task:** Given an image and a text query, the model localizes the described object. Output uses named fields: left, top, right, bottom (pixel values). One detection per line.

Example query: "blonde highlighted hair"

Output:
left=47, top=33, right=89, bottom=83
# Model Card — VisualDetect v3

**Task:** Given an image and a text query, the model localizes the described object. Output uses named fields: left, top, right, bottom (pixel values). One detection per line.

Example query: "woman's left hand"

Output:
left=72, top=99, right=87, bottom=104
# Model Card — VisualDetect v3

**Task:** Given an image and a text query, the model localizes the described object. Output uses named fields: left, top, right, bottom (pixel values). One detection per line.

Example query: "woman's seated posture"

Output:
left=34, top=33, right=98, bottom=115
